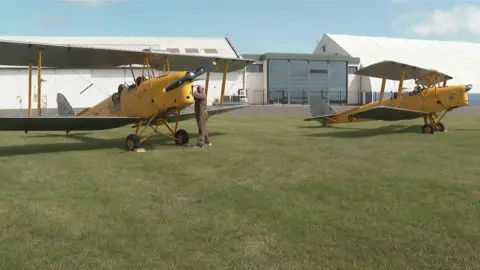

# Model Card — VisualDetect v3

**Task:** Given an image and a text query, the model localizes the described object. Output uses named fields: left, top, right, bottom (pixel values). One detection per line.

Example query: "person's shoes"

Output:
left=205, top=142, right=212, bottom=147
left=194, top=144, right=204, bottom=148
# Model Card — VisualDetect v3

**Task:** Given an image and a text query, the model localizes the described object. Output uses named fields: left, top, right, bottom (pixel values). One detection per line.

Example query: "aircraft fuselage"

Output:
left=76, top=72, right=195, bottom=118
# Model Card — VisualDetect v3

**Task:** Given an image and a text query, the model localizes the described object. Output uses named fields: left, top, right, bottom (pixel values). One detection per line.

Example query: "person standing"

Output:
left=193, top=85, right=211, bottom=148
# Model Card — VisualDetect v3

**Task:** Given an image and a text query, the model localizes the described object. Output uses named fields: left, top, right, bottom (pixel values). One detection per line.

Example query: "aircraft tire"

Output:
left=436, top=122, right=446, bottom=132
left=126, top=134, right=141, bottom=151
left=421, top=124, right=436, bottom=134
left=174, top=129, right=189, bottom=145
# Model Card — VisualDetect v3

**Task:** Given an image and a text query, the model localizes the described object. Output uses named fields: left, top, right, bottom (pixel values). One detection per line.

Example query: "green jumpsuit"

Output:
left=194, top=91, right=210, bottom=146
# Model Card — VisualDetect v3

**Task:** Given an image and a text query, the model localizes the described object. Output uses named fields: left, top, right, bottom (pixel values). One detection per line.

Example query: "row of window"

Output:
left=247, top=63, right=358, bottom=74
left=165, top=48, right=218, bottom=54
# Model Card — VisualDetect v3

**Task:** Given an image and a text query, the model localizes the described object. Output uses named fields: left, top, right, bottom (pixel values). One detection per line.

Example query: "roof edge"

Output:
left=225, top=36, right=241, bottom=58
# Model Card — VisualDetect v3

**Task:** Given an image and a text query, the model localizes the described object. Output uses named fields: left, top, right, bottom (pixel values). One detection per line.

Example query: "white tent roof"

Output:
left=0, top=36, right=238, bottom=58
left=321, top=34, right=480, bottom=93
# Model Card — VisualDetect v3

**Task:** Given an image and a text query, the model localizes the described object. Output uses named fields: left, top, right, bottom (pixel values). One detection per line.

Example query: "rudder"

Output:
left=309, top=94, right=337, bottom=117
left=57, top=93, right=75, bottom=116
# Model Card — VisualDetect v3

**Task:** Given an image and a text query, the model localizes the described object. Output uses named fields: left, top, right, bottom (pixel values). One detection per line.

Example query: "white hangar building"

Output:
left=0, top=36, right=246, bottom=110
left=242, top=33, right=480, bottom=106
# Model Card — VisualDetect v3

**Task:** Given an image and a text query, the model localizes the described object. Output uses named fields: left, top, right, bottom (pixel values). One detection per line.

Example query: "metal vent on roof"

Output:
left=185, top=48, right=199, bottom=53
left=166, top=48, right=180, bottom=53
left=204, top=48, right=218, bottom=54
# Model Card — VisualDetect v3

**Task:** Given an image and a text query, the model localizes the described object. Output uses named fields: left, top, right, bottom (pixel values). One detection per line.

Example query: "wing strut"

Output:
left=205, top=71, right=210, bottom=96
left=163, top=55, right=170, bottom=74
left=28, top=62, right=32, bottom=116
left=220, top=61, right=228, bottom=105
left=379, top=75, right=386, bottom=105
left=396, top=68, right=405, bottom=103
left=37, top=48, right=43, bottom=116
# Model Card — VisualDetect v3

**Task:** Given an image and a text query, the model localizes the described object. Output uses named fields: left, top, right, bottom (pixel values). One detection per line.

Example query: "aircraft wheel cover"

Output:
left=175, top=129, right=189, bottom=145
left=126, top=134, right=141, bottom=150
left=421, top=124, right=435, bottom=134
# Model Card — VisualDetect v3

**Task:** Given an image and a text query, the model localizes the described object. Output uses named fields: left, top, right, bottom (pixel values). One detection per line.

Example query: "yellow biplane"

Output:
left=0, top=39, right=255, bottom=150
left=305, top=60, right=472, bottom=134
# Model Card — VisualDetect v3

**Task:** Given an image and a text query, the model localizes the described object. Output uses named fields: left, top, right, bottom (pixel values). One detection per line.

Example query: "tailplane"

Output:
left=304, top=94, right=338, bottom=121
left=57, top=93, right=75, bottom=116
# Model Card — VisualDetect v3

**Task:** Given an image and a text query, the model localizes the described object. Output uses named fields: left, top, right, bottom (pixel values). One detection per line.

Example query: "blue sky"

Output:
left=1, top=0, right=479, bottom=54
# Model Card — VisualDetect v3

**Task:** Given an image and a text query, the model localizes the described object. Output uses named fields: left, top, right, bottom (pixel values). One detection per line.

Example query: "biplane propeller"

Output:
left=305, top=60, right=472, bottom=134
left=0, top=39, right=255, bottom=151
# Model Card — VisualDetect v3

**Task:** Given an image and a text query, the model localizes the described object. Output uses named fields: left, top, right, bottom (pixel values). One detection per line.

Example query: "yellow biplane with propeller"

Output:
left=305, top=60, right=472, bottom=134
left=0, top=39, right=255, bottom=151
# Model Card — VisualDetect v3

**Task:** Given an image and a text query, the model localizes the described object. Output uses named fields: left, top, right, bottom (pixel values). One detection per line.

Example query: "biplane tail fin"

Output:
left=304, top=94, right=338, bottom=121
left=56, top=93, right=76, bottom=116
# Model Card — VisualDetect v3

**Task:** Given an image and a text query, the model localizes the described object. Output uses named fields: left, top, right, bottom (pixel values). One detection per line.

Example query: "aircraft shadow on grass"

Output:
left=303, top=124, right=422, bottom=138
left=0, top=132, right=226, bottom=157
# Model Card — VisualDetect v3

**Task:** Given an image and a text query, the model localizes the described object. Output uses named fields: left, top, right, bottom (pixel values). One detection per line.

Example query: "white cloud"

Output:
left=59, top=0, right=127, bottom=6
left=407, top=4, right=480, bottom=36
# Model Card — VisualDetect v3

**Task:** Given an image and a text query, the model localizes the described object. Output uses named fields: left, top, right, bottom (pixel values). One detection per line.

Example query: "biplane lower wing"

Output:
left=349, top=106, right=426, bottom=121
left=144, top=104, right=248, bottom=125
left=0, top=104, right=248, bottom=132
left=0, top=116, right=143, bottom=131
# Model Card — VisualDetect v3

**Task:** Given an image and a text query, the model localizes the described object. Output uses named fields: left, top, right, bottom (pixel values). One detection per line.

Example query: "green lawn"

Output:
left=0, top=114, right=479, bottom=269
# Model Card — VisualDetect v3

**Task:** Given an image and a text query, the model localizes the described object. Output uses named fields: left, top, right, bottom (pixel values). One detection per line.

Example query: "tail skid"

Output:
left=304, top=94, right=338, bottom=122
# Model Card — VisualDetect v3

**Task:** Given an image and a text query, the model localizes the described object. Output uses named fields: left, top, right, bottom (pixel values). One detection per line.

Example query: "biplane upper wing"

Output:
left=349, top=106, right=426, bottom=121
left=0, top=39, right=255, bottom=71
left=354, top=60, right=453, bottom=85
left=0, top=105, right=248, bottom=132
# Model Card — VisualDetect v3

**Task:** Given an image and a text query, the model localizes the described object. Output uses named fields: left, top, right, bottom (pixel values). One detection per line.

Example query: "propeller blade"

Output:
left=465, top=84, right=473, bottom=92
left=165, top=62, right=217, bottom=92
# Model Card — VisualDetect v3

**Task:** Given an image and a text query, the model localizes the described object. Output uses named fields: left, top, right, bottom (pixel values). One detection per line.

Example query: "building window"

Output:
left=246, top=64, right=263, bottom=73
left=166, top=48, right=180, bottom=53
left=204, top=48, right=218, bottom=54
left=267, top=59, right=347, bottom=104
left=348, top=66, right=358, bottom=74
left=328, top=61, right=347, bottom=103
left=309, top=69, right=327, bottom=73
left=185, top=48, right=199, bottom=53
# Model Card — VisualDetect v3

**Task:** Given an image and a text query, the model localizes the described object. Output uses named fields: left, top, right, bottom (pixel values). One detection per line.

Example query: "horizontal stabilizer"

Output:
left=349, top=106, right=425, bottom=121
left=304, top=114, right=338, bottom=122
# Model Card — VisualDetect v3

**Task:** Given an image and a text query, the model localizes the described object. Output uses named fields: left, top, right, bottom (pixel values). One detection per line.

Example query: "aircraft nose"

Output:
left=465, top=84, right=473, bottom=92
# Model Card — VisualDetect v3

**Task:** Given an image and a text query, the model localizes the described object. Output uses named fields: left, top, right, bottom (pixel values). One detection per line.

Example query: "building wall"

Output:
left=245, top=61, right=266, bottom=105
left=0, top=68, right=243, bottom=110
left=312, top=35, right=350, bottom=55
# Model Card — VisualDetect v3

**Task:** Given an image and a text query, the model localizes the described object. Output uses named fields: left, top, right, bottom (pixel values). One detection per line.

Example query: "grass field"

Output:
left=0, top=109, right=479, bottom=269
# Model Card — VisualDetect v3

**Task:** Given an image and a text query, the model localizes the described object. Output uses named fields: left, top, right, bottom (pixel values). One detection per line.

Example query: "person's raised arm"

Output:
left=194, top=91, right=206, bottom=100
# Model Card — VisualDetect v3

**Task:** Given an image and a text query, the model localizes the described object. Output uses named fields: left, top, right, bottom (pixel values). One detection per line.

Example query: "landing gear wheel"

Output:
left=421, top=124, right=436, bottom=134
left=174, top=129, right=189, bottom=145
left=125, top=134, right=141, bottom=151
left=436, top=122, right=446, bottom=132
